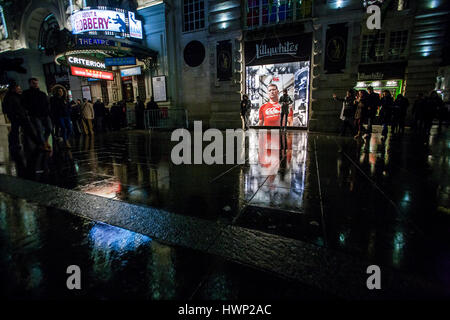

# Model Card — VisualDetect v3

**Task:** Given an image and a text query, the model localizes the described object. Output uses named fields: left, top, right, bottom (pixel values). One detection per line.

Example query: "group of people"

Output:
left=333, top=86, right=445, bottom=140
left=135, top=96, right=159, bottom=129
left=2, top=78, right=68, bottom=152
left=70, top=98, right=130, bottom=134
left=1, top=77, right=128, bottom=153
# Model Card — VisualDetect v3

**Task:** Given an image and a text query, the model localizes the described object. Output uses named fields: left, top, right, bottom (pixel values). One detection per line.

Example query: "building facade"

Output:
left=1, top=0, right=449, bottom=131
left=0, top=0, right=167, bottom=107
left=166, top=0, right=449, bottom=131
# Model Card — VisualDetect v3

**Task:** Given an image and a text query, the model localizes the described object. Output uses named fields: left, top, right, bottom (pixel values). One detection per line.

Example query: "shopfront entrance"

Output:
left=122, top=76, right=134, bottom=102
left=355, top=62, right=407, bottom=98
left=244, top=33, right=312, bottom=129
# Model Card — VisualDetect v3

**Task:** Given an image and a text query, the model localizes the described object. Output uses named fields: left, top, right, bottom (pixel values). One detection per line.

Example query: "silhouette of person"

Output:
left=112, top=14, right=126, bottom=33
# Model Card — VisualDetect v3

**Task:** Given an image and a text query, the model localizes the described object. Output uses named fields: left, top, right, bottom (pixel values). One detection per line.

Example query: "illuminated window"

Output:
left=246, top=0, right=311, bottom=29
left=362, top=0, right=408, bottom=10
left=247, top=0, right=260, bottom=28
left=361, top=33, right=385, bottom=63
left=388, top=30, right=408, bottom=60
left=389, top=0, right=409, bottom=10
left=183, top=0, right=205, bottom=32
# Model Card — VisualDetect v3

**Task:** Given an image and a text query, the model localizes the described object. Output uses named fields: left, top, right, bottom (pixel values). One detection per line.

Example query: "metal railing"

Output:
left=144, top=108, right=188, bottom=129
left=126, top=109, right=136, bottom=127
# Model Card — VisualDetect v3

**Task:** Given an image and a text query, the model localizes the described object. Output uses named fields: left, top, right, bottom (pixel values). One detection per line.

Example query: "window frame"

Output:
left=360, top=29, right=409, bottom=64
left=245, top=0, right=312, bottom=30
left=388, top=30, right=409, bottom=61
left=182, top=0, right=206, bottom=33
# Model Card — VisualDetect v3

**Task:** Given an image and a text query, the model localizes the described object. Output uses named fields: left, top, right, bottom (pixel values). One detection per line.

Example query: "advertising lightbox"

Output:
left=105, top=57, right=136, bottom=66
left=128, top=12, right=143, bottom=39
left=245, top=61, right=310, bottom=128
left=72, top=9, right=126, bottom=34
left=120, top=66, right=141, bottom=77
left=70, top=66, right=114, bottom=80
left=71, top=7, right=143, bottom=39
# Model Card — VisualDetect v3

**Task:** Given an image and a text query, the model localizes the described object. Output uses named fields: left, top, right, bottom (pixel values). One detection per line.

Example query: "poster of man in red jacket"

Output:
left=258, top=83, right=293, bottom=127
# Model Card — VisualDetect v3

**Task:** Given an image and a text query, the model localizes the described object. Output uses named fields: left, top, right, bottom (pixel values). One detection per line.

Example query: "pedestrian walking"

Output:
left=333, top=89, right=356, bottom=136
left=104, top=106, right=112, bottom=131
left=365, top=86, right=380, bottom=136
left=2, top=80, right=45, bottom=151
left=70, top=99, right=82, bottom=136
left=93, top=98, right=106, bottom=133
left=146, top=96, right=159, bottom=127
left=412, top=93, right=426, bottom=132
left=424, top=91, right=442, bottom=136
left=240, top=94, right=250, bottom=130
left=135, top=96, right=145, bottom=129
left=279, top=89, right=293, bottom=131
left=120, top=100, right=127, bottom=128
left=50, top=87, right=72, bottom=148
left=380, top=90, right=394, bottom=139
left=395, top=94, right=409, bottom=135
left=111, top=102, right=122, bottom=131
left=354, top=90, right=368, bottom=139
left=22, top=78, right=53, bottom=151
left=81, top=98, right=94, bottom=135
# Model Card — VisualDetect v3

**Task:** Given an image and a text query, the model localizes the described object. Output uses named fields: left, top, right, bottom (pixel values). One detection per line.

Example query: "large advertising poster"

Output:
left=71, top=8, right=143, bottom=39
left=72, top=10, right=126, bottom=34
left=245, top=34, right=312, bottom=128
left=245, top=61, right=310, bottom=128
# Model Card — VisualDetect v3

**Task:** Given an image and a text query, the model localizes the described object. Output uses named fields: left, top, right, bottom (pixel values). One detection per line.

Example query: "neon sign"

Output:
left=70, top=66, right=114, bottom=80
left=120, top=66, right=141, bottom=77
left=67, top=56, right=106, bottom=69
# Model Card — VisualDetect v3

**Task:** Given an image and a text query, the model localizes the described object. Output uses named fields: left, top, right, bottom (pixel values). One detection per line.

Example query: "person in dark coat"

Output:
left=424, top=90, right=442, bottom=135
left=135, top=96, right=145, bottom=129
left=104, top=106, right=112, bottom=132
left=354, top=90, right=368, bottom=139
left=50, top=88, right=72, bottom=147
left=146, top=96, right=159, bottom=127
left=93, top=98, right=106, bottom=133
left=22, top=78, right=53, bottom=150
left=333, top=89, right=356, bottom=136
left=394, top=94, right=409, bottom=135
left=365, top=86, right=380, bottom=136
left=412, top=93, right=426, bottom=133
left=240, top=94, right=250, bottom=130
left=2, top=81, right=45, bottom=151
left=146, top=96, right=159, bottom=110
left=70, top=99, right=82, bottom=136
left=110, top=102, right=122, bottom=131
left=120, top=100, right=127, bottom=128
left=380, top=90, right=394, bottom=139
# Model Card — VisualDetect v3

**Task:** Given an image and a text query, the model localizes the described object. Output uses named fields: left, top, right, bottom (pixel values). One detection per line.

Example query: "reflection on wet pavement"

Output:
left=0, top=192, right=328, bottom=299
left=0, top=125, right=449, bottom=298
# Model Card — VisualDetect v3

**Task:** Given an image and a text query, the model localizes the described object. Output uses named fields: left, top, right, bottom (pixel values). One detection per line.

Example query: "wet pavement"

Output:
left=0, top=191, right=332, bottom=300
left=0, top=124, right=449, bottom=299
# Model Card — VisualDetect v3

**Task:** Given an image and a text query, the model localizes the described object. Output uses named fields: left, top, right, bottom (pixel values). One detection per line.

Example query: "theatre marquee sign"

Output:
left=67, top=55, right=106, bottom=69
left=71, top=7, right=143, bottom=39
